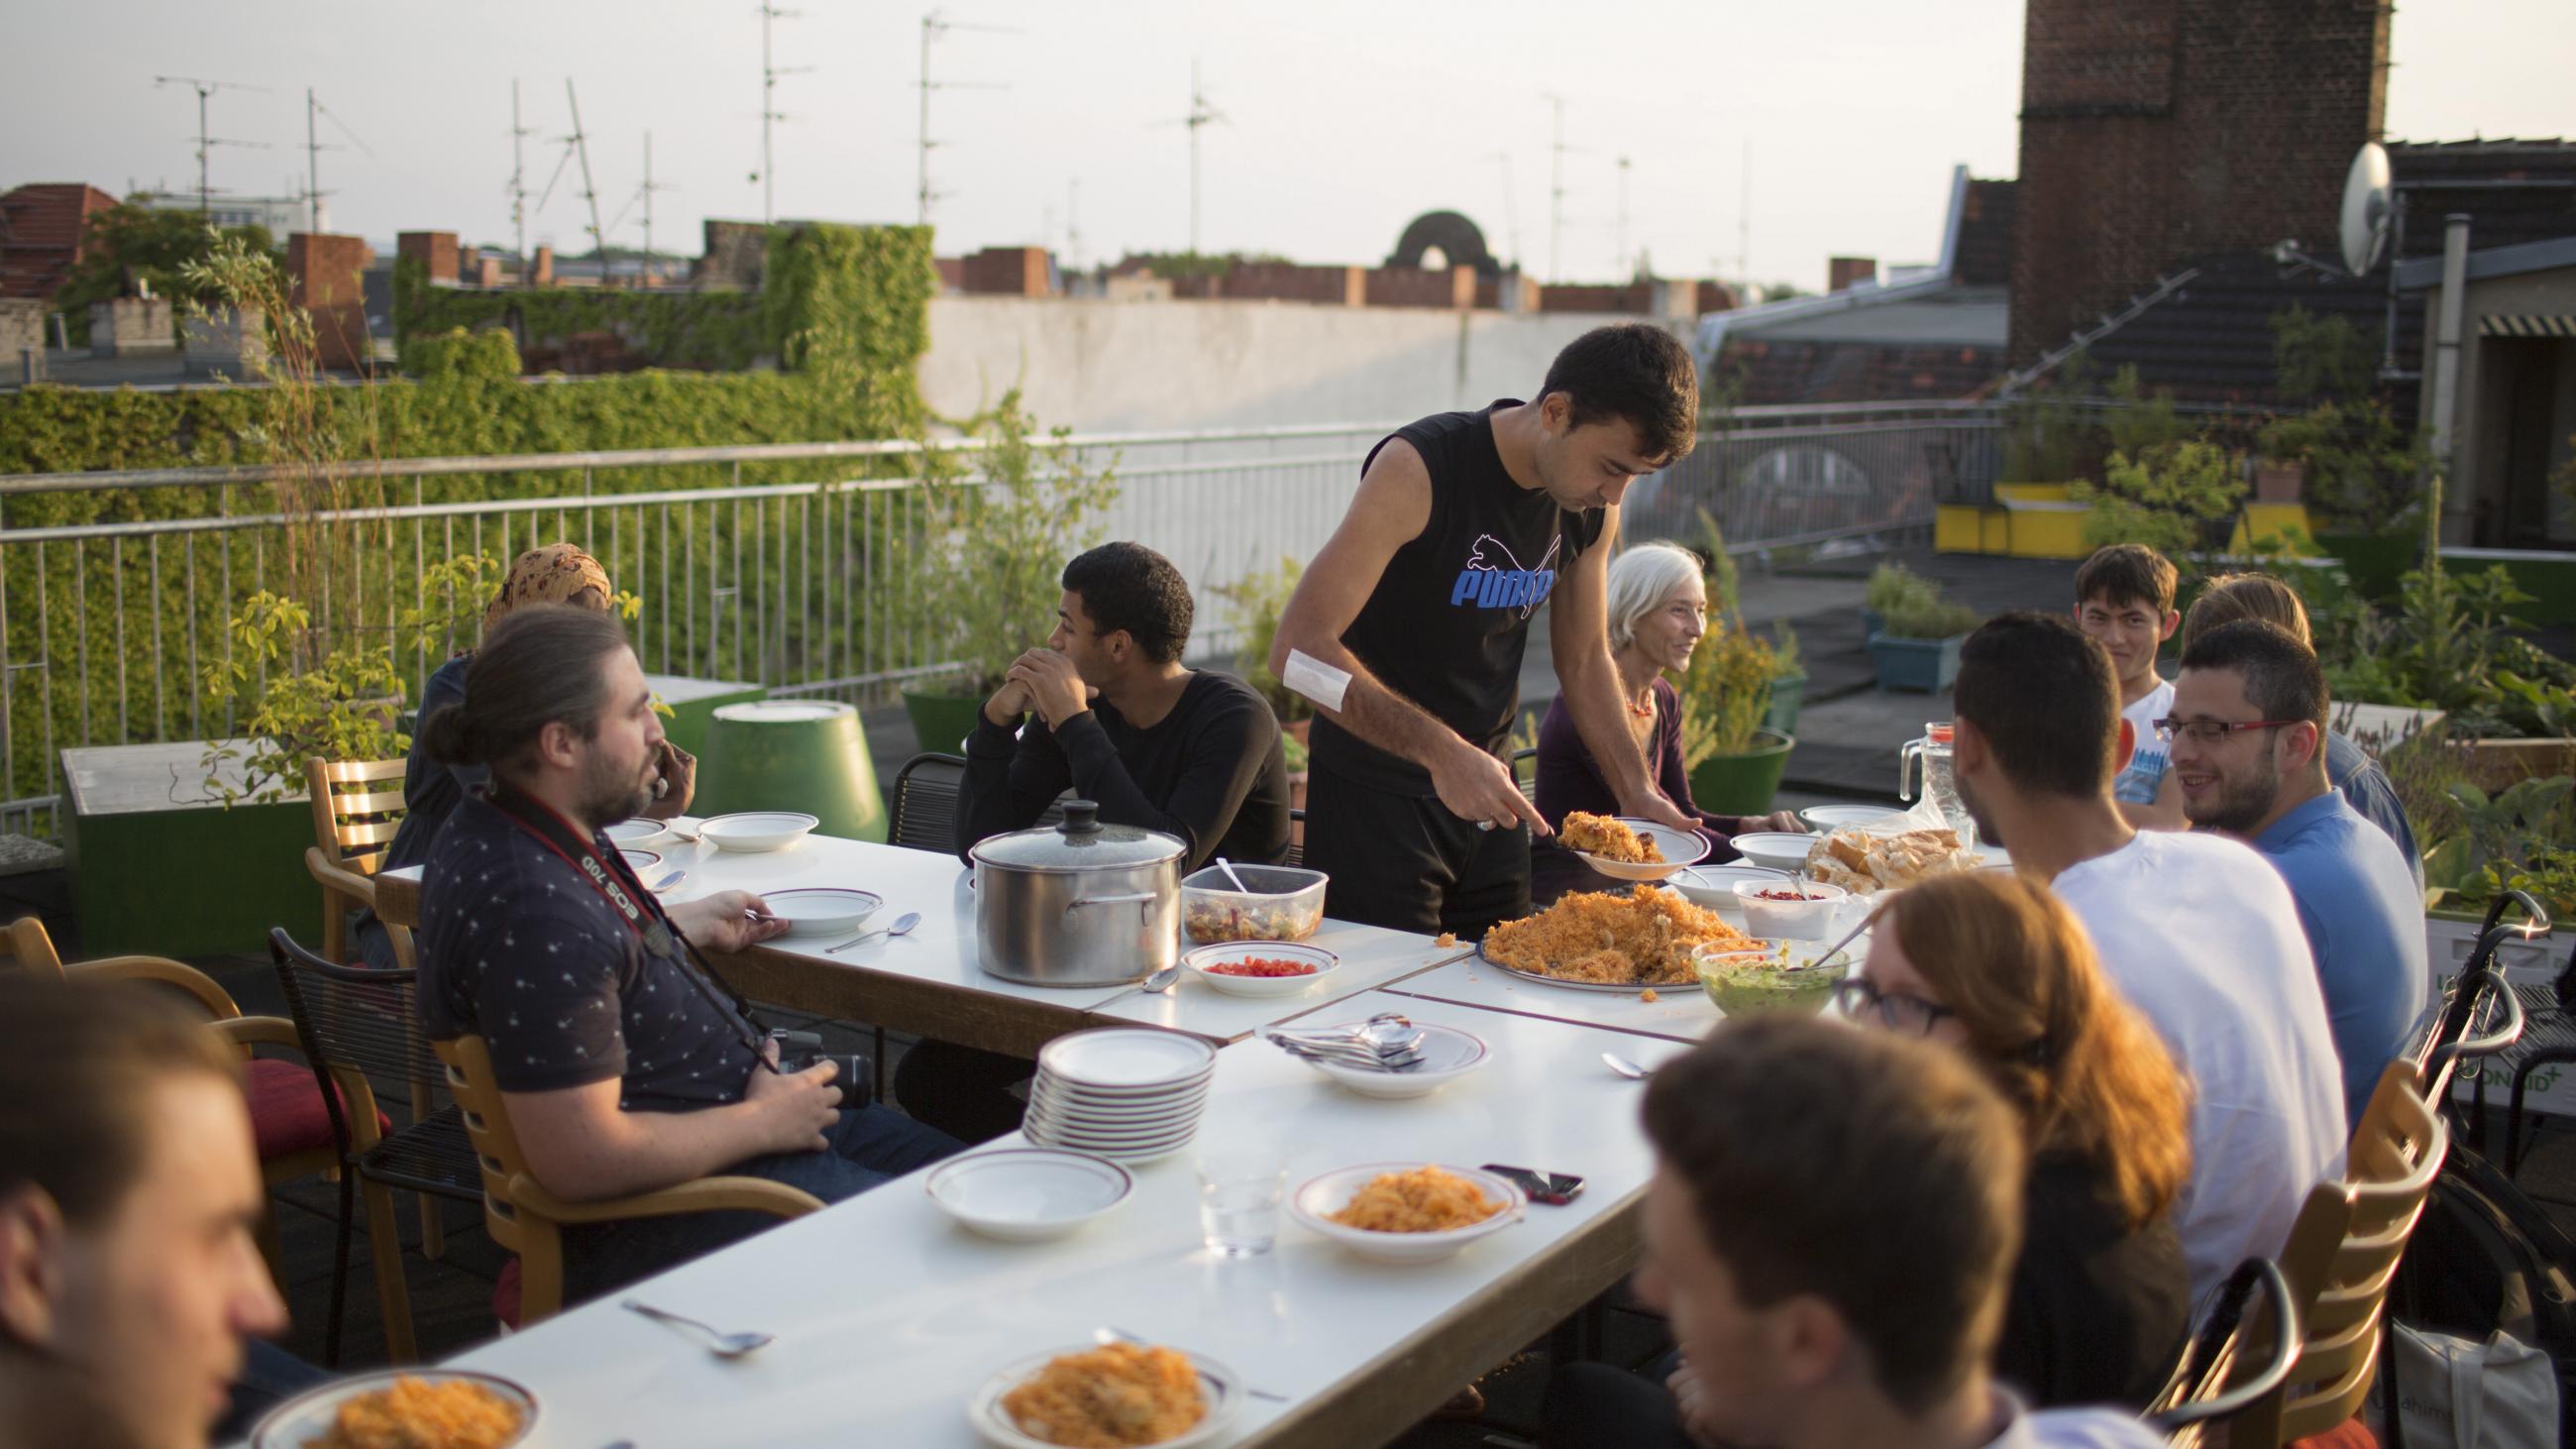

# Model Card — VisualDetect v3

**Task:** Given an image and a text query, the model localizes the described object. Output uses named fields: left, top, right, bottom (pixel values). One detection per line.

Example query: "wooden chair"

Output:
left=2249, top=1060, right=2453, bottom=1446
left=2147, top=1255, right=2309, bottom=1445
left=0, top=916, right=344, bottom=1288
left=435, top=1033, right=823, bottom=1327
left=303, top=756, right=414, bottom=970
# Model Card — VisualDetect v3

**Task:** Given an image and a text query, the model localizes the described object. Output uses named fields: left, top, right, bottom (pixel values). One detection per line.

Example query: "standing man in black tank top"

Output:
left=1269, top=324, right=1701, bottom=936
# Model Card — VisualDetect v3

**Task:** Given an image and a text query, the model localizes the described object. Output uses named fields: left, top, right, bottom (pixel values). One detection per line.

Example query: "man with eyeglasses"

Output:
left=2170, top=619, right=2427, bottom=1128
left=1946, top=613, right=2343, bottom=1311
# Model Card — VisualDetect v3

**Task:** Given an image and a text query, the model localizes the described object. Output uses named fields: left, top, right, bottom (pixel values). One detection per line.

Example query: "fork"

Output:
left=1099, top=1325, right=1287, bottom=1402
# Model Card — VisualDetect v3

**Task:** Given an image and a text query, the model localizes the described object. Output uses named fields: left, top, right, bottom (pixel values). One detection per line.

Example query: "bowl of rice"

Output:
left=969, top=1339, right=1243, bottom=1448
left=1289, top=1163, right=1527, bottom=1264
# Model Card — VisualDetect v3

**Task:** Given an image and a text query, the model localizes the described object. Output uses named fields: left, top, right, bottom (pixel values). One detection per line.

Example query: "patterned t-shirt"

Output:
left=420, top=791, right=762, bottom=1113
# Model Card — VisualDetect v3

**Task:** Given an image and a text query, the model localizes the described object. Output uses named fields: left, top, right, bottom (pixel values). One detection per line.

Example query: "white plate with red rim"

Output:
left=1180, top=941, right=1341, bottom=998
left=617, top=847, right=663, bottom=874
left=606, top=817, right=676, bottom=849
left=926, top=1149, right=1133, bottom=1242
left=1023, top=1122, right=1204, bottom=1163
left=1024, top=1082, right=1208, bottom=1118
left=1288, top=1162, right=1528, bottom=1263
left=968, top=1344, right=1243, bottom=1449
left=759, top=887, right=882, bottom=938
left=698, top=811, right=820, bottom=852
left=1037, top=1028, right=1218, bottom=1092
left=1566, top=818, right=1711, bottom=882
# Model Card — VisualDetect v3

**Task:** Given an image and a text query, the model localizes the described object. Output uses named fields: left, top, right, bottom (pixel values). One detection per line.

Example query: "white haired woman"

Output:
left=1531, top=541, right=1799, bottom=904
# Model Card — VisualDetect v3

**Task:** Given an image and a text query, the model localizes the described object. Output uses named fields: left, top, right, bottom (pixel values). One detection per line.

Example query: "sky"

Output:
left=6, top=0, right=2573, bottom=292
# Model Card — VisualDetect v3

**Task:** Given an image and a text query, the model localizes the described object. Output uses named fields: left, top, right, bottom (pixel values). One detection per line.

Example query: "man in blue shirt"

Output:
left=2169, top=619, right=2428, bottom=1126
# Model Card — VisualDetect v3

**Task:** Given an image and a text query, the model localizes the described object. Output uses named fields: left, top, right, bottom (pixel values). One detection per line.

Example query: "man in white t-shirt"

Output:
left=1948, top=612, right=2346, bottom=1311
left=2073, top=544, right=2182, bottom=822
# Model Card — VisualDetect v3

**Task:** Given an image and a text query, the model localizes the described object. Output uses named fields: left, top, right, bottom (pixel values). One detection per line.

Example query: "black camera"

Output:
left=766, top=1029, right=873, bottom=1108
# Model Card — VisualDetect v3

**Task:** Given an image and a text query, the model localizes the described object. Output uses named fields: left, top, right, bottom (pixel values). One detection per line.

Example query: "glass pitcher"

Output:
left=1898, top=723, right=1980, bottom=852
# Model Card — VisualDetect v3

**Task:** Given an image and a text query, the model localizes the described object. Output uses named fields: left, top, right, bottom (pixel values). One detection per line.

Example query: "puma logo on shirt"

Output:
left=1449, top=532, right=1562, bottom=616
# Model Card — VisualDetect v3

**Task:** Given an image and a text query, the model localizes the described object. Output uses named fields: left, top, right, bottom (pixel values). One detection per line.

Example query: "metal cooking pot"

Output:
left=969, top=800, right=1185, bottom=987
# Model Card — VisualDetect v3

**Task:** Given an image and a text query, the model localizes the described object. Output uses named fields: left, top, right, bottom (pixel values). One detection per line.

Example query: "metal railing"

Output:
left=0, top=405, right=1994, bottom=836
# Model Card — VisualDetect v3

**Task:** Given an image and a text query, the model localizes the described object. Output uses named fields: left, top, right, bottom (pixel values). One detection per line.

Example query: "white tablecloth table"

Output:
left=444, top=991, right=1692, bottom=1447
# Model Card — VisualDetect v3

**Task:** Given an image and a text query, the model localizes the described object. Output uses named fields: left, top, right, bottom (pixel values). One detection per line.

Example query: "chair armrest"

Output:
left=213, top=1015, right=306, bottom=1055
left=67, top=955, right=243, bottom=1019
left=510, top=1172, right=824, bottom=1226
left=304, top=847, right=379, bottom=911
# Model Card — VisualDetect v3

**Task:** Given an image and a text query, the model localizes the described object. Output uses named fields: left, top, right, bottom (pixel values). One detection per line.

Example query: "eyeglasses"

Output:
left=1831, top=976, right=1954, bottom=1037
left=2149, top=718, right=2308, bottom=745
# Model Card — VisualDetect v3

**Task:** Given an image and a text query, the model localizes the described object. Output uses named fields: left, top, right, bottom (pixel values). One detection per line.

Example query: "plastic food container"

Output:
left=1730, top=878, right=1847, bottom=941
left=1180, top=864, right=1329, bottom=945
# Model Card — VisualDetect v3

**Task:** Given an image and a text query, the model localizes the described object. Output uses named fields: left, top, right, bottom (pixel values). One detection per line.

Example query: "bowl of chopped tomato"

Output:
left=1179, top=941, right=1341, bottom=998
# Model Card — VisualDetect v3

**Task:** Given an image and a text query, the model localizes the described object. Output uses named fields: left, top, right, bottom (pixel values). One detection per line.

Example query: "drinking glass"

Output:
left=1197, top=1149, right=1287, bottom=1258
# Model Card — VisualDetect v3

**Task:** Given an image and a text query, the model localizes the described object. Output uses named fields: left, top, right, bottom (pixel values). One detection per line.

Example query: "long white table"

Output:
left=445, top=992, right=1694, bottom=1447
left=1380, top=952, right=1722, bottom=1044
left=381, top=833, right=1471, bottom=1053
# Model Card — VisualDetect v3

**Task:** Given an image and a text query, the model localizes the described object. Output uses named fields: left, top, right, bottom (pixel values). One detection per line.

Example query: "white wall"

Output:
left=919, top=294, right=1668, bottom=433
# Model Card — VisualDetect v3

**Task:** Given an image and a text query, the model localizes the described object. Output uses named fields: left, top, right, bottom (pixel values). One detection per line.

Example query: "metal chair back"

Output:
left=2148, top=1256, right=2308, bottom=1441
left=889, top=752, right=968, bottom=852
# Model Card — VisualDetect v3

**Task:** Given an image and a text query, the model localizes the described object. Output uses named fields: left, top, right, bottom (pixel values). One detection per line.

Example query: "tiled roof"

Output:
left=0, top=183, right=120, bottom=300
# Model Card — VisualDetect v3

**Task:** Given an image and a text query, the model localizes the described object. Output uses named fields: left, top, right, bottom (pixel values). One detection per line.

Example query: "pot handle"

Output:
left=1065, top=892, right=1156, bottom=916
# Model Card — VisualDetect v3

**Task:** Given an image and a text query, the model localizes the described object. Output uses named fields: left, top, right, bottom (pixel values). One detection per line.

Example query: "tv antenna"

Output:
left=563, top=79, right=607, bottom=266
left=607, top=132, right=679, bottom=277
left=1065, top=178, right=1082, bottom=271
left=1153, top=58, right=1229, bottom=255
left=508, top=80, right=537, bottom=279
left=1615, top=155, right=1632, bottom=279
left=301, top=88, right=374, bottom=235
left=917, top=10, right=1014, bottom=227
left=1738, top=137, right=1752, bottom=300
left=1539, top=93, right=1584, bottom=281
left=756, top=3, right=809, bottom=225
left=1493, top=152, right=1522, bottom=272
left=154, top=75, right=271, bottom=217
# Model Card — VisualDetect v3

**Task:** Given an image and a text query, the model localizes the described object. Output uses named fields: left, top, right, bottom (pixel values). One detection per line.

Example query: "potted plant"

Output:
left=1762, top=620, right=1806, bottom=738
left=899, top=395, right=1122, bottom=754
left=1680, top=617, right=1792, bottom=817
left=1864, top=563, right=1979, bottom=694
left=1214, top=556, right=1312, bottom=746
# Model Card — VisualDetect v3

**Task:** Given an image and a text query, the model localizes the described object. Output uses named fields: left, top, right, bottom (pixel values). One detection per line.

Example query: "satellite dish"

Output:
left=2340, top=143, right=2393, bottom=276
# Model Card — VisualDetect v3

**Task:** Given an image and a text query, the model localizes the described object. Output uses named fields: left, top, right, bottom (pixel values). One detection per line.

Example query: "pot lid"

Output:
left=970, top=800, right=1185, bottom=871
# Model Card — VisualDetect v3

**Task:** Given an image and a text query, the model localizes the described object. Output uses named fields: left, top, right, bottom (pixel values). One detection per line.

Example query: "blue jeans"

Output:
left=564, top=1105, right=961, bottom=1305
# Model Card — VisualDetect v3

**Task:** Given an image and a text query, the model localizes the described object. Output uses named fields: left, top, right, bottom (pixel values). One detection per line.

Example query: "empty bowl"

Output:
left=605, top=818, right=674, bottom=849
left=1727, top=832, right=1817, bottom=874
left=925, top=1149, right=1133, bottom=1242
left=698, top=811, right=820, bottom=852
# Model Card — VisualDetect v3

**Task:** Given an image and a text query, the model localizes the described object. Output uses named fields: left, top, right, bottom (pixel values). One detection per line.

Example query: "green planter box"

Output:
left=2316, top=531, right=2415, bottom=602
left=1764, top=672, right=1808, bottom=738
left=697, top=701, right=887, bottom=842
left=902, top=686, right=990, bottom=757
left=644, top=673, right=768, bottom=757
left=1690, top=729, right=1794, bottom=817
left=1869, top=633, right=1965, bottom=694
left=61, top=740, right=316, bottom=959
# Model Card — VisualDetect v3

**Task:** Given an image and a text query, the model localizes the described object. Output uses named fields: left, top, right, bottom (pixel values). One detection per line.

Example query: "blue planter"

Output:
left=1869, top=632, right=1965, bottom=693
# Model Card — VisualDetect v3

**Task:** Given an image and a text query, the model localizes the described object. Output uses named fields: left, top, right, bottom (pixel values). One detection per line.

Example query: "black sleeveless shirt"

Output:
left=1312, top=400, right=1606, bottom=795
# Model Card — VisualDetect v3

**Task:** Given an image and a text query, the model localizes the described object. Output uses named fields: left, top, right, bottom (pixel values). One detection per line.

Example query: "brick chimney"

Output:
left=1828, top=256, right=1878, bottom=292
left=285, top=232, right=374, bottom=370
left=2008, top=0, right=2390, bottom=365
left=396, top=231, right=460, bottom=284
left=531, top=245, right=555, bottom=287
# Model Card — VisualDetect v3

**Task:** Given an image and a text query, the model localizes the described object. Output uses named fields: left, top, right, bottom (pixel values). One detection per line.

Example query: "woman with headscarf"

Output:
left=351, top=544, right=693, bottom=968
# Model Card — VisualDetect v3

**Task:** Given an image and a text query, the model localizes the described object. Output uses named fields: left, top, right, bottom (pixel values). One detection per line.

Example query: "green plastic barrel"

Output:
left=695, top=700, right=887, bottom=842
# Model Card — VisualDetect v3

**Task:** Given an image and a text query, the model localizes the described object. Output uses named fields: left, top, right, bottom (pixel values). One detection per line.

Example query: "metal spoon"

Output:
left=1096, top=962, right=1185, bottom=1009
left=651, top=868, right=687, bottom=892
left=1602, top=1051, right=1652, bottom=1081
left=620, top=1297, right=773, bottom=1358
left=825, top=911, right=922, bottom=954
left=1099, top=1325, right=1287, bottom=1402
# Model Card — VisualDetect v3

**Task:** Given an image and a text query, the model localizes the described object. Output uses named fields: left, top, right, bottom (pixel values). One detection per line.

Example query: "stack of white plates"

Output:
left=1021, top=1029, right=1216, bottom=1164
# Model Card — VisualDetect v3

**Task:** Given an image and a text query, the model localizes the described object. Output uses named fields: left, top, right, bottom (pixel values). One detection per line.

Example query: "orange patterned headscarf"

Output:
left=483, top=544, right=614, bottom=632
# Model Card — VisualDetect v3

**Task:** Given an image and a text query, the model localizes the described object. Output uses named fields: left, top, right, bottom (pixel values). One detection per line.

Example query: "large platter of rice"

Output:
left=1478, top=889, right=1753, bottom=990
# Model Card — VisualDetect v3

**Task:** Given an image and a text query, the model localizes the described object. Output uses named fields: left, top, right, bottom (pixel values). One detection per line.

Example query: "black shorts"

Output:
left=1303, top=764, right=1530, bottom=937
